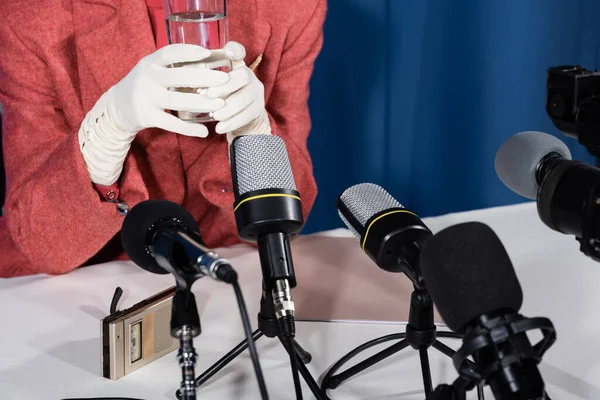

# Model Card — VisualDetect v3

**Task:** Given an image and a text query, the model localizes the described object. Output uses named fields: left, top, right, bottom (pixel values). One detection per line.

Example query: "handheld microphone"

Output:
left=420, top=222, right=556, bottom=400
left=337, top=183, right=431, bottom=287
left=121, top=199, right=237, bottom=289
left=230, top=134, right=303, bottom=337
left=495, top=130, right=600, bottom=261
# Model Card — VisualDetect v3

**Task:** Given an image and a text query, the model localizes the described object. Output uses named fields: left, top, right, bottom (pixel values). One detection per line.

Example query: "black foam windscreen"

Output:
left=121, top=200, right=200, bottom=274
left=419, top=222, right=523, bottom=333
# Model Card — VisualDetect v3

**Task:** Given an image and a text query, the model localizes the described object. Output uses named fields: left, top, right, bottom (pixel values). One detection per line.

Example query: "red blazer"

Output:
left=0, top=0, right=325, bottom=277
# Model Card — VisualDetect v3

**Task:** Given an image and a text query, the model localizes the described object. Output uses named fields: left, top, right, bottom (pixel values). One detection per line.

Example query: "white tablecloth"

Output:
left=1, top=202, right=600, bottom=400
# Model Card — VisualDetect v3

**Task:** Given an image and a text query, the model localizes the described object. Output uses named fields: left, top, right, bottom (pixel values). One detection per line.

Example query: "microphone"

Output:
left=121, top=199, right=237, bottom=289
left=229, top=134, right=303, bottom=337
left=336, top=182, right=431, bottom=287
left=495, top=130, right=600, bottom=260
left=121, top=200, right=271, bottom=400
left=420, top=222, right=556, bottom=400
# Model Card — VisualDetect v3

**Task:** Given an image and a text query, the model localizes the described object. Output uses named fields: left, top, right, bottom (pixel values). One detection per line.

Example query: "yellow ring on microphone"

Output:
left=362, top=209, right=417, bottom=249
left=234, top=193, right=301, bottom=212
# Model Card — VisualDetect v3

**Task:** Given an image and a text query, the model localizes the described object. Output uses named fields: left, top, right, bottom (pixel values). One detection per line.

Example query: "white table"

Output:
left=1, top=202, right=600, bottom=400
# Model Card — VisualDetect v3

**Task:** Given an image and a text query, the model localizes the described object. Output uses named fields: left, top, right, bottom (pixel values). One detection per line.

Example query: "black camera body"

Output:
left=546, top=65, right=600, bottom=157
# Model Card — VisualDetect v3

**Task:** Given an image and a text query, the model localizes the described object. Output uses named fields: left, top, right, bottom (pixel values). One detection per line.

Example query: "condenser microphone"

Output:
left=230, top=134, right=303, bottom=337
left=121, top=199, right=237, bottom=289
left=337, top=183, right=431, bottom=287
left=496, top=130, right=600, bottom=261
left=420, top=222, right=556, bottom=400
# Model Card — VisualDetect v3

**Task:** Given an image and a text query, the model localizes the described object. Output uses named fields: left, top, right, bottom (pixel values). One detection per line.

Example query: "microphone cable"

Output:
left=231, top=279, right=270, bottom=400
left=282, top=335, right=303, bottom=400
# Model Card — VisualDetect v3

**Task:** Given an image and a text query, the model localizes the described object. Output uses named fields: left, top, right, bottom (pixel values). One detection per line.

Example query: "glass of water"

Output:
left=163, top=0, right=230, bottom=123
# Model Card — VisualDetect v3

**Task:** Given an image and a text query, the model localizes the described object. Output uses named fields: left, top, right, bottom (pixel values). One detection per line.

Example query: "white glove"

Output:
left=205, top=42, right=272, bottom=145
left=78, top=44, right=229, bottom=186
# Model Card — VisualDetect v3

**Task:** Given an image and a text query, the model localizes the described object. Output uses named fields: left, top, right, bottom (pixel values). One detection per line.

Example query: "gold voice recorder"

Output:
left=101, top=286, right=178, bottom=380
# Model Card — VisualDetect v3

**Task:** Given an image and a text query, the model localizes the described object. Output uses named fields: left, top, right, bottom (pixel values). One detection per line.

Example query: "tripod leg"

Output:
left=419, top=347, right=433, bottom=395
left=436, top=331, right=464, bottom=339
left=325, top=339, right=411, bottom=389
left=431, top=340, right=456, bottom=358
left=194, top=329, right=264, bottom=388
left=295, top=358, right=330, bottom=400
left=431, top=340, right=478, bottom=371
left=292, top=339, right=312, bottom=364
left=278, top=336, right=329, bottom=400
left=432, top=340, right=484, bottom=399
left=477, top=381, right=485, bottom=400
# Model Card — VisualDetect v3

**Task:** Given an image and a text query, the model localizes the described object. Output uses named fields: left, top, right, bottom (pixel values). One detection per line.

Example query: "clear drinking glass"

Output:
left=163, top=0, right=230, bottom=123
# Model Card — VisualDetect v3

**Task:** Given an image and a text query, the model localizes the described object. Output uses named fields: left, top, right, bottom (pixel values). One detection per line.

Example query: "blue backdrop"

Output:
left=304, top=0, right=600, bottom=233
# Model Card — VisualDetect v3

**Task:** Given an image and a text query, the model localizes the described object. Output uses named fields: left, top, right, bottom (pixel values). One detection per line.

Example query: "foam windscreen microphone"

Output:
left=121, top=200, right=236, bottom=288
left=419, top=222, right=523, bottom=333
left=495, top=130, right=571, bottom=200
left=337, top=183, right=431, bottom=285
left=496, top=131, right=600, bottom=261
left=420, top=222, right=555, bottom=400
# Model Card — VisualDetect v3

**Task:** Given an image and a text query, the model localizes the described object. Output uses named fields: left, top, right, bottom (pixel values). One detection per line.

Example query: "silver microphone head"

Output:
left=337, top=183, right=404, bottom=238
left=231, top=135, right=297, bottom=197
left=495, top=131, right=572, bottom=200
left=337, top=183, right=431, bottom=277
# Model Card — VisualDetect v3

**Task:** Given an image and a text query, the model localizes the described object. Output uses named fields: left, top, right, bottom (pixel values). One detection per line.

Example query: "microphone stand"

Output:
left=321, top=272, right=484, bottom=399
left=187, top=231, right=328, bottom=399
left=171, top=289, right=202, bottom=400
left=187, top=284, right=328, bottom=399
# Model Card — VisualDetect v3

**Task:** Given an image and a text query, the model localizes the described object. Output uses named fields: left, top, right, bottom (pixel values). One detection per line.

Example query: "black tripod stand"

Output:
left=321, top=287, right=483, bottom=399
left=185, top=286, right=329, bottom=400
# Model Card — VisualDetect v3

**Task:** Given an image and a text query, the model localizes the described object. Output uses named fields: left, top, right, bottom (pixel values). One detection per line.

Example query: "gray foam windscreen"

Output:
left=338, top=183, right=403, bottom=238
left=232, top=135, right=297, bottom=196
left=495, top=131, right=572, bottom=200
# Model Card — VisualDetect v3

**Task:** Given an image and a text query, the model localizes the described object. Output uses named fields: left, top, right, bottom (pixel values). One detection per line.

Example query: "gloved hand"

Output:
left=78, top=44, right=229, bottom=186
left=205, top=42, right=272, bottom=145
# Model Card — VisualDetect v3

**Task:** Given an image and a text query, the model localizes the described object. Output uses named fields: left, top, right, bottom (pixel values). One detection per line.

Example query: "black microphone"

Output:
left=495, top=130, right=600, bottom=261
left=121, top=199, right=237, bottom=289
left=122, top=200, right=270, bottom=400
left=420, top=222, right=556, bottom=400
left=121, top=199, right=241, bottom=400
left=336, top=182, right=431, bottom=287
left=229, top=134, right=303, bottom=337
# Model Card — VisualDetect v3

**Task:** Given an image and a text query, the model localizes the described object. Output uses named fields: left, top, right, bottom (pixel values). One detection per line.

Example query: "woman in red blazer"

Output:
left=0, top=0, right=325, bottom=277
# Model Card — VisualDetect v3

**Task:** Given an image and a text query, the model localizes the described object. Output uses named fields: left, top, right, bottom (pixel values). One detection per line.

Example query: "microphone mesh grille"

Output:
left=338, top=183, right=404, bottom=229
left=338, top=211, right=361, bottom=239
left=233, top=135, right=297, bottom=195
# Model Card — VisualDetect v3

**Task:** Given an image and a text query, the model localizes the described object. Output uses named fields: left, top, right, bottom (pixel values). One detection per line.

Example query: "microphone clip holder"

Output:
left=452, top=314, right=556, bottom=387
left=426, top=377, right=474, bottom=400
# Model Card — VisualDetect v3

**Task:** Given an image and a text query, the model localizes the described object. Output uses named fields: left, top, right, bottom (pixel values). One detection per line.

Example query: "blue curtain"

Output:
left=304, top=0, right=600, bottom=233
